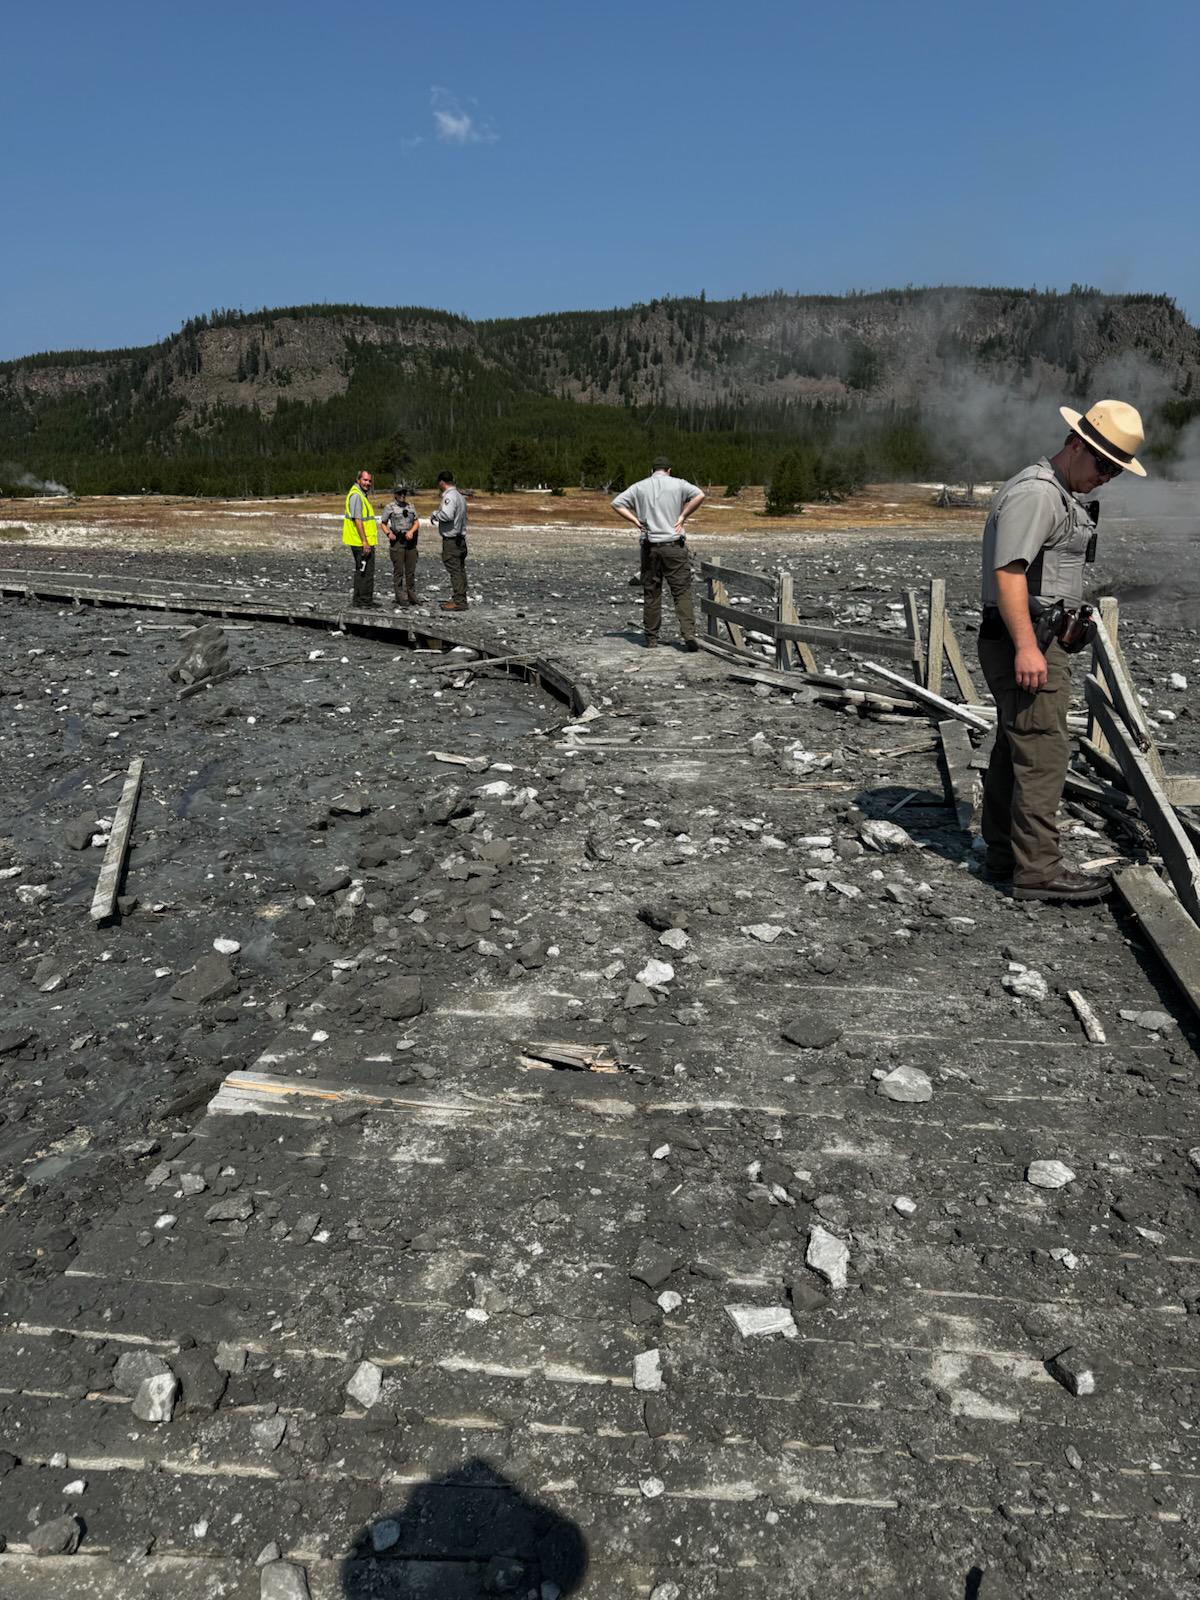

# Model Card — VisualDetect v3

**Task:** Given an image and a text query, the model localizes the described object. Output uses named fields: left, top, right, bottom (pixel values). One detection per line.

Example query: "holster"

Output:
left=1033, top=602, right=1095, bottom=654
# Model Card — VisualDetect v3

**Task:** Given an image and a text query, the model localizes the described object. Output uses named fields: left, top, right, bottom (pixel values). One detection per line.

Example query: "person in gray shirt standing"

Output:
left=612, top=455, right=705, bottom=649
left=378, top=484, right=420, bottom=609
left=977, top=398, right=1145, bottom=902
left=430, top=469, right=469, bottom=610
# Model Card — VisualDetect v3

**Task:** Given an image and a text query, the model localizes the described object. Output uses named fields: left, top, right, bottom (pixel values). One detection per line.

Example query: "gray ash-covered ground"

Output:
left=0, top=521, right=1198, bottom=1599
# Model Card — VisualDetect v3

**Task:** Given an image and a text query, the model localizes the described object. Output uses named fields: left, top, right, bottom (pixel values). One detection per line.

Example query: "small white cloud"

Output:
left=431, top=85, right=496, bottom=146
left=401, top=135, right=425, bottom=153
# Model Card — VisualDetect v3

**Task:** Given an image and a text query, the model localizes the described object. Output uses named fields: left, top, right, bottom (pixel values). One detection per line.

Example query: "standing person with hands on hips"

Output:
left=342, top=468, right=378, bottom=609
left=430, top=470, right=470, bottom=611
left=977, top=398, right=1146, bottom=903
left=611, top=454, right=706, bottom=650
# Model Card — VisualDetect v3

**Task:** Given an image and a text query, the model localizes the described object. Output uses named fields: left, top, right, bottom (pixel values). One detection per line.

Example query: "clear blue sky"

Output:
left=4, top=0, right=1198, bottom=360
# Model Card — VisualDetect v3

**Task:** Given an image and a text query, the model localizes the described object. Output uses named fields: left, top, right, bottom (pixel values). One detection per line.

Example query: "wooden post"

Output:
left=902, top=590, right=926, bottom=686
left=771, top=570, right=816, bottom=673
left=1088, top=596, right=1119, bottom=759
left=774, top=570, right=793, bottom=673
left=90, top=757, right=144, bottom=924
left=705, top=557, right=720, bottom=640
left=926, top=579, right=946, bottom=698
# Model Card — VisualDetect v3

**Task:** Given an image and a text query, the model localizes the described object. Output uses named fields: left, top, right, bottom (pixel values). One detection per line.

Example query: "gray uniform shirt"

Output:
left=379, top=501, right=418, bottom=539
left=430, top=486, right=468, bottom=539
left=980, top=457, right=1094, bottom=608
left=612, top=471, right=703, bottom=543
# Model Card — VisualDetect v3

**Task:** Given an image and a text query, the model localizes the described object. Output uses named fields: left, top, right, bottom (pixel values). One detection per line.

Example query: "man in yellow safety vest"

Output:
left=342, top=468, right=378, bottom=608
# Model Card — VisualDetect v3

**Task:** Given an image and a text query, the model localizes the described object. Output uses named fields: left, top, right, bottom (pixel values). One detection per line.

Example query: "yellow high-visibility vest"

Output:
left=342, top=484, right=377, bottom=547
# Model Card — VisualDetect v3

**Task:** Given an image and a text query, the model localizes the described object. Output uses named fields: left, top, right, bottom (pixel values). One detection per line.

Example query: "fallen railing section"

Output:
left=0, top=568, right=591, bottom=716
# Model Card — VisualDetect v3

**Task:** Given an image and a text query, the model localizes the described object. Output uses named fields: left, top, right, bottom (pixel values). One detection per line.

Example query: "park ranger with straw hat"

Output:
left=977, top=398, right=1146, bottom=903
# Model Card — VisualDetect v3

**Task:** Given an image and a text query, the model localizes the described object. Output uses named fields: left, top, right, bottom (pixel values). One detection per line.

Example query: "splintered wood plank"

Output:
left=937, top=718, right=977, bottom=832
left=926, top=579, right=946, bottom=697
left=901, top=589, right=926, bottom=684
left=697, top=557, right=776, bottom=598
left=859, top=661, right=993, bottom=732
left=941, top=611, right=980, bottom=703
left=1087, top=690, right=1200, bottom=922
left=89, top=756, right=144, bottom=923
left=1087, top=596, right=1119, bottom=756
left=1090, top=612, right=1166, bottom=783
left=1114, top=865, right=1200, bottom=1020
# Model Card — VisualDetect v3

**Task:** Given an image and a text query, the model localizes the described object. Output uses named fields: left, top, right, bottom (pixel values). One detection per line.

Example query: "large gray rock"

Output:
left=876, top=1065, right=933, bottom=1103
left=113, top=1349, right=173, bottom=1396
left=171, top=954, right=239, bottom=1005
left=380, top=976, right=424, bottom=1021
left=29, top=1514, right=82, bottom=1556
left=781, top=1014, right=842, bottom=1050
left=63, top=814, right=97, bottom=851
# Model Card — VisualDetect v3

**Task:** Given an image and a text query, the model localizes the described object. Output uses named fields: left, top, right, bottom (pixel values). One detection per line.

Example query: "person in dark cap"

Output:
left=611, top=455, right=705, bottom=649
left=977, top=398, right=1146, bottom=902
left=378, top=484, right=420, bottom=609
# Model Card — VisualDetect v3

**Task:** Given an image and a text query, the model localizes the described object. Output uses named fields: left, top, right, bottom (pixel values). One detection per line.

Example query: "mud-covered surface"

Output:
left=0, top=516, right=1198, bottom=1599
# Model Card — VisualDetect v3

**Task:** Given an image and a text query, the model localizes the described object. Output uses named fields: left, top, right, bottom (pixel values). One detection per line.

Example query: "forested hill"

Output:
left=2, top=286, right=1198, bottom=496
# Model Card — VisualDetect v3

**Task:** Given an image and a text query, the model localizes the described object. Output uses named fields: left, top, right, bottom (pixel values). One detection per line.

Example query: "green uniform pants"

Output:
left=978, top=631, right=1072, bottom=887
left=389, top=538, right=419, bottom=603
left=642, top=541, right=695, bottom=642
left=348, top=545, right=375, bottom=606
left=440, top=538, right=468, bottom=604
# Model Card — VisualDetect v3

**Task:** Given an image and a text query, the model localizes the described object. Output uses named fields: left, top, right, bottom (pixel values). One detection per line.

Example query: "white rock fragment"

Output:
left=658, top=927, right=689, bottom=951
left=651, top=1144, right=671, bottom=1160
left=657, top=1291, right=683, bottom=1314
left=212, top=937, right=241, bottom=955
left=876, top=1065, right=933, bottom=1103
left=893, top=1196, right=917, bottom=1217
left=1027, top=1160, right=1076, bottom=1190
left=640, top=1475, right=666, bottom=1500
left=724, top=1304, right=797, bottom=1339
left=132, top=1371, right=179, bottom=1423
left=636, top=959, right=675, bottom=989
left=63, top=1479, right=87, bottom=1496
left=740, top=922, right=786, bottom=943
left=859, top=819, right=915, bottom=852
left=1168, top=672, right=1188, bottom=690
left=1004, top=968, right=1049, bottom=1002
left=633, top=1348, right=663, bottom=1391
left=1050, top=1247, right=1080, bottom=1270
left=1119, top=1007, right=1174, bottom=1033
left=260, top=1560, right=312, bottom=1600
left=806, top=1225, right=850, bottom=1290
left=345, top=1359, right=383, bottom=1409
left=1188, top=1148, right=1200, bottom=1177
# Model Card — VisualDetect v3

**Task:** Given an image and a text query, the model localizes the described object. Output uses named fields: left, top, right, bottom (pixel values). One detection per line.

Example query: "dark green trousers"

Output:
left=389, top=539, right=419, bottom=602
left=978, top=632, right=1072, bottom=887
left=642, top=541, right=695, bottom=641
left=440, top=539, right=468, bottom=604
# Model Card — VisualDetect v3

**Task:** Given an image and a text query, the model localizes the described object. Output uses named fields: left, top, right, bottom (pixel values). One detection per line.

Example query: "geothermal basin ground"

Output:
left=0, top=486, right=1197, bottom=1598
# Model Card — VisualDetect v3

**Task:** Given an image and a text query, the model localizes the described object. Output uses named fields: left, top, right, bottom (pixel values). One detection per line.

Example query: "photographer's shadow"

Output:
left=340, top=1457, right=588, bottom=1598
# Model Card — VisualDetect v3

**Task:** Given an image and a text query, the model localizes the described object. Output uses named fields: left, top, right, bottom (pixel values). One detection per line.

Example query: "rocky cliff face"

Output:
left=4, top=287, right=1196, bottom=426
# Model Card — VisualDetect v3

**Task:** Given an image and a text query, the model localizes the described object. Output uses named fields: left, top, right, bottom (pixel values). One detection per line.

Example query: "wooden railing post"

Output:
left=1089, top=595, right=1119, bottom=758
left=927, top=578, right=946, bottom=698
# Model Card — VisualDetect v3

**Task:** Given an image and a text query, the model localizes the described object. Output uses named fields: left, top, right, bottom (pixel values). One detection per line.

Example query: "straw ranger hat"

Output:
left=1059, top=398, right=1147, bottom=477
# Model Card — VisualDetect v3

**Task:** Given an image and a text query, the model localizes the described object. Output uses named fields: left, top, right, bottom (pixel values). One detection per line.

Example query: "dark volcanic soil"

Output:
left=0, top=519, right=1197, bottom=1599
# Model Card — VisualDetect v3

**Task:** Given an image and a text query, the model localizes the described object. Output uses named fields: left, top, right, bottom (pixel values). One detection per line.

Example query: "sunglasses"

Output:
left=1083, top=442, right=1122, bottom=480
